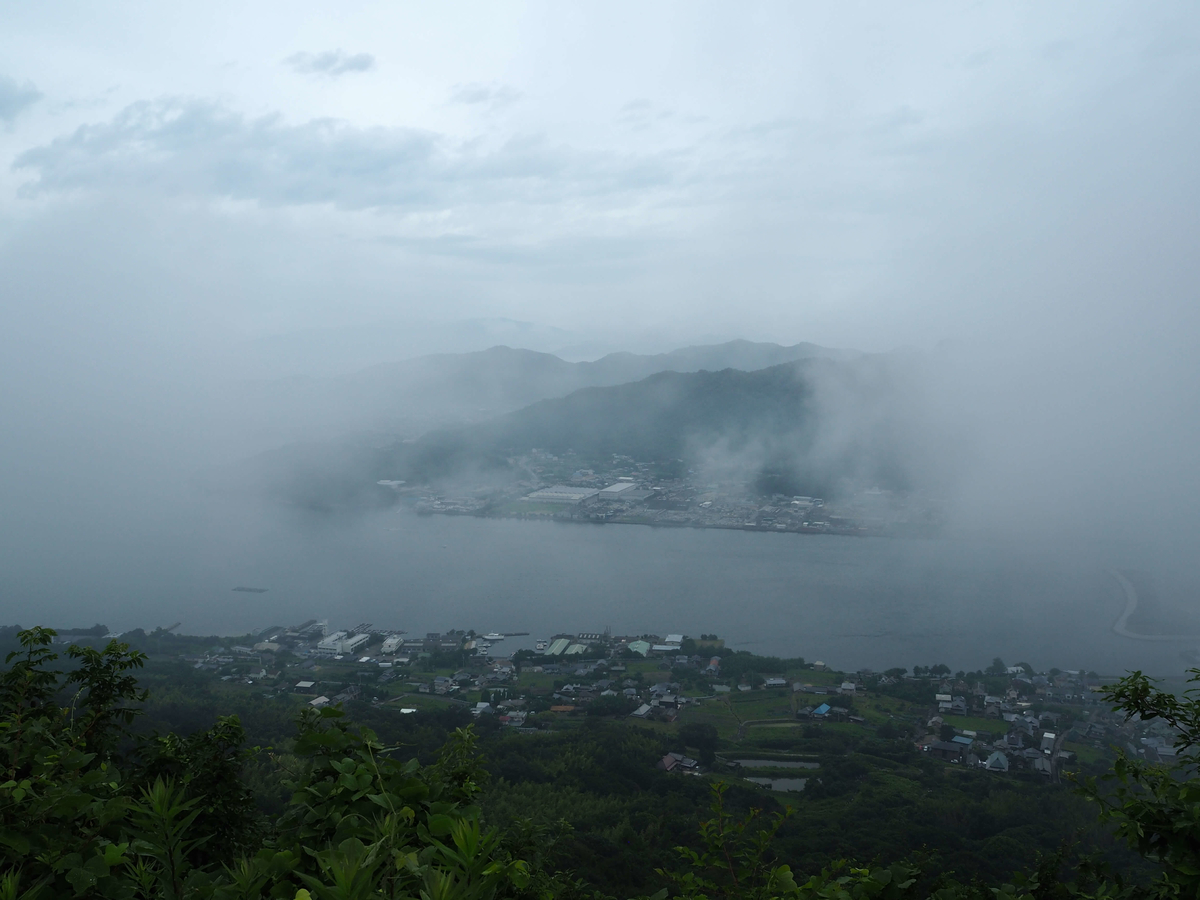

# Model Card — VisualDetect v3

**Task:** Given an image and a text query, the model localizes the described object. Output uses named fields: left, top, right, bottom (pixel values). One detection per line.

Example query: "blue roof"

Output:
left=951, top=735, right=974, bottom=745
left=813, top=703, right=831, bottom=715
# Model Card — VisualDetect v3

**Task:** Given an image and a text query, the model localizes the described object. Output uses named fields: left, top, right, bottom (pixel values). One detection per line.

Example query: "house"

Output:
left=811, top=703, right=831, bottom=718
left=627, top=640, right=651, bottom=657
left=930, top=741, right=965, bottom=761
left=471, top=702, right=494, bottom=716
left=332, top=685, right=360, bottom=704
left=984, top=751, right=1010, bottom=772
left=839, top=681, right=857, bottom=694
left=657, top=752, right=700, bottom=774
left=765, top=677, right=788, bottom=689
left=308, top=696, right=331, bottom=708
left=293, top=680, right=316, bottom=694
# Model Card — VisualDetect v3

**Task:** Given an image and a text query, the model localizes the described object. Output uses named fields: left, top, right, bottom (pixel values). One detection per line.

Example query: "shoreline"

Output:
left=1109, top=569, right=1200, bottom=641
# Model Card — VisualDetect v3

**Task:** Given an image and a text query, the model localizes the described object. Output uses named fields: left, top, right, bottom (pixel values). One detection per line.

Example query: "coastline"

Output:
left=1109, top=569, right=1200, bottom=641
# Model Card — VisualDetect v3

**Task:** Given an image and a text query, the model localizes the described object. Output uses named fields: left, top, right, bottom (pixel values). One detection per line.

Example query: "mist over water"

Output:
left=5, top=481, right=1196, bottom=675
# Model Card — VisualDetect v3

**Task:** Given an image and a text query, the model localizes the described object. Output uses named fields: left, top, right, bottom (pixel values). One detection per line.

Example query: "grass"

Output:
left=941, top=714, right=1002, bottom=734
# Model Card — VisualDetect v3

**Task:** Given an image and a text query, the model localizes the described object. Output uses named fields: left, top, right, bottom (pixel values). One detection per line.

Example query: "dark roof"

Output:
left=932, top=741, right=964, bottom=752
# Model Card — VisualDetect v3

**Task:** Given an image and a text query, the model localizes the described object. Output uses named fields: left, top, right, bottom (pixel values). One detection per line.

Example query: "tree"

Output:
left=0, top=628, right=533, bottom=900
left=679, top=723, right=719, bottom=766
left=1078, top=667, right=1200, bottom=897
left=657, top=783, right=921, bottom=900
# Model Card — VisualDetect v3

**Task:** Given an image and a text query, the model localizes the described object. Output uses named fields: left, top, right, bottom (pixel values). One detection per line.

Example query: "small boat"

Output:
left=535, top=640, right=547, bottom=652
left=483, top=633, right=504, bottom=641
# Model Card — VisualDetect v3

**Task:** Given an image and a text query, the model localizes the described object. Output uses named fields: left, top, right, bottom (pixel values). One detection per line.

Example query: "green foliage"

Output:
left=1077, top=668, right=1200, bottom=897
left=3, top=628, right=1199, bottom=899
left=0, top=628, right=531, bottom=900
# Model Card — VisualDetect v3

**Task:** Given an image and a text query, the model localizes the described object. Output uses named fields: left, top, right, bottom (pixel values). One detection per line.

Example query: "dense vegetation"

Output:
left=2, top=628, right=1198, bottom=898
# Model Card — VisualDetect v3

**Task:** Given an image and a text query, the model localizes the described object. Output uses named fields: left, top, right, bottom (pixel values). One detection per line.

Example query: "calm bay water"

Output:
left=3, top=491, right=1197, bottom=675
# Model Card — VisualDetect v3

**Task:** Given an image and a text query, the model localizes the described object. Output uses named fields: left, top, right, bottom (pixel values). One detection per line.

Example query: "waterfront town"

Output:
left=383, top=449, right=943, bottom=536
left=99, top=618, right=1188, bottom=793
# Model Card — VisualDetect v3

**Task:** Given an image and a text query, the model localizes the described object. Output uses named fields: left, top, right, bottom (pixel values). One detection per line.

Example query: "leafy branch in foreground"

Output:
left=3, top=626, right=1200, bottom=899
left=1075, top=668, right=1200, bottom=898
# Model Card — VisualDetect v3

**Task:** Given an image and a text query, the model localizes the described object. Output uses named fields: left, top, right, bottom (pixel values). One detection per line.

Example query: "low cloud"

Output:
left=284, top=50, right=375, bottom=77
left=448, top=82, right=521, bottom=109
left=0, top=75, right=42, bottom=123
left=12, top=98, right=677, bottom=212
left=618, top=98, right=675, bottom=131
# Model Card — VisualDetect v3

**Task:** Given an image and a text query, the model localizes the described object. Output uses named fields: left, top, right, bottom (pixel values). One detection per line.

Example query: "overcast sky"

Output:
left=4, top=2, right=1200, bottom=640
left=3, top=1, right=1198, bottom=368
left=1, top=3, right=1199, bottom=513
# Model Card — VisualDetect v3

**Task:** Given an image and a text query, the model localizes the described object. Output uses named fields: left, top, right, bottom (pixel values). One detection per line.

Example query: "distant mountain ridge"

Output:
left=222, top=339, right=860, bottom=452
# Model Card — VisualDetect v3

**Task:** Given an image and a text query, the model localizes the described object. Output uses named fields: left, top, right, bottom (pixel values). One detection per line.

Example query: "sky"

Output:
left=1, top=3, right=1199, bottom=529
left=2, top=2, right=1198, bottom=364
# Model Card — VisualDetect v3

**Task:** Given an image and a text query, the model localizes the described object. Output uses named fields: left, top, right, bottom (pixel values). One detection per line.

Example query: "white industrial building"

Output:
left=523, top=485, right=600, bottom=504
left=597, top=482, right=639, bottom=500
left=380, top=634, right=404, bottom=654
left=315, top=631, right=371, bottom=657
left=315, top=631, right=348, bottom=656
left=340, top=633, right=371, bottom=655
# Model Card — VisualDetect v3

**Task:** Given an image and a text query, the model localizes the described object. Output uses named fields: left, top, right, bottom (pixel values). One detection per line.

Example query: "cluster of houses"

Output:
left=909, top=667, right=1183, bottom=777
left=176, top=618, right=1187, bottom=784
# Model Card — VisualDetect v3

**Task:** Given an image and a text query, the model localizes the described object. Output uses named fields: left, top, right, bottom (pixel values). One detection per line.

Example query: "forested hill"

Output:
left=390, top=355, right=915, bottom=496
